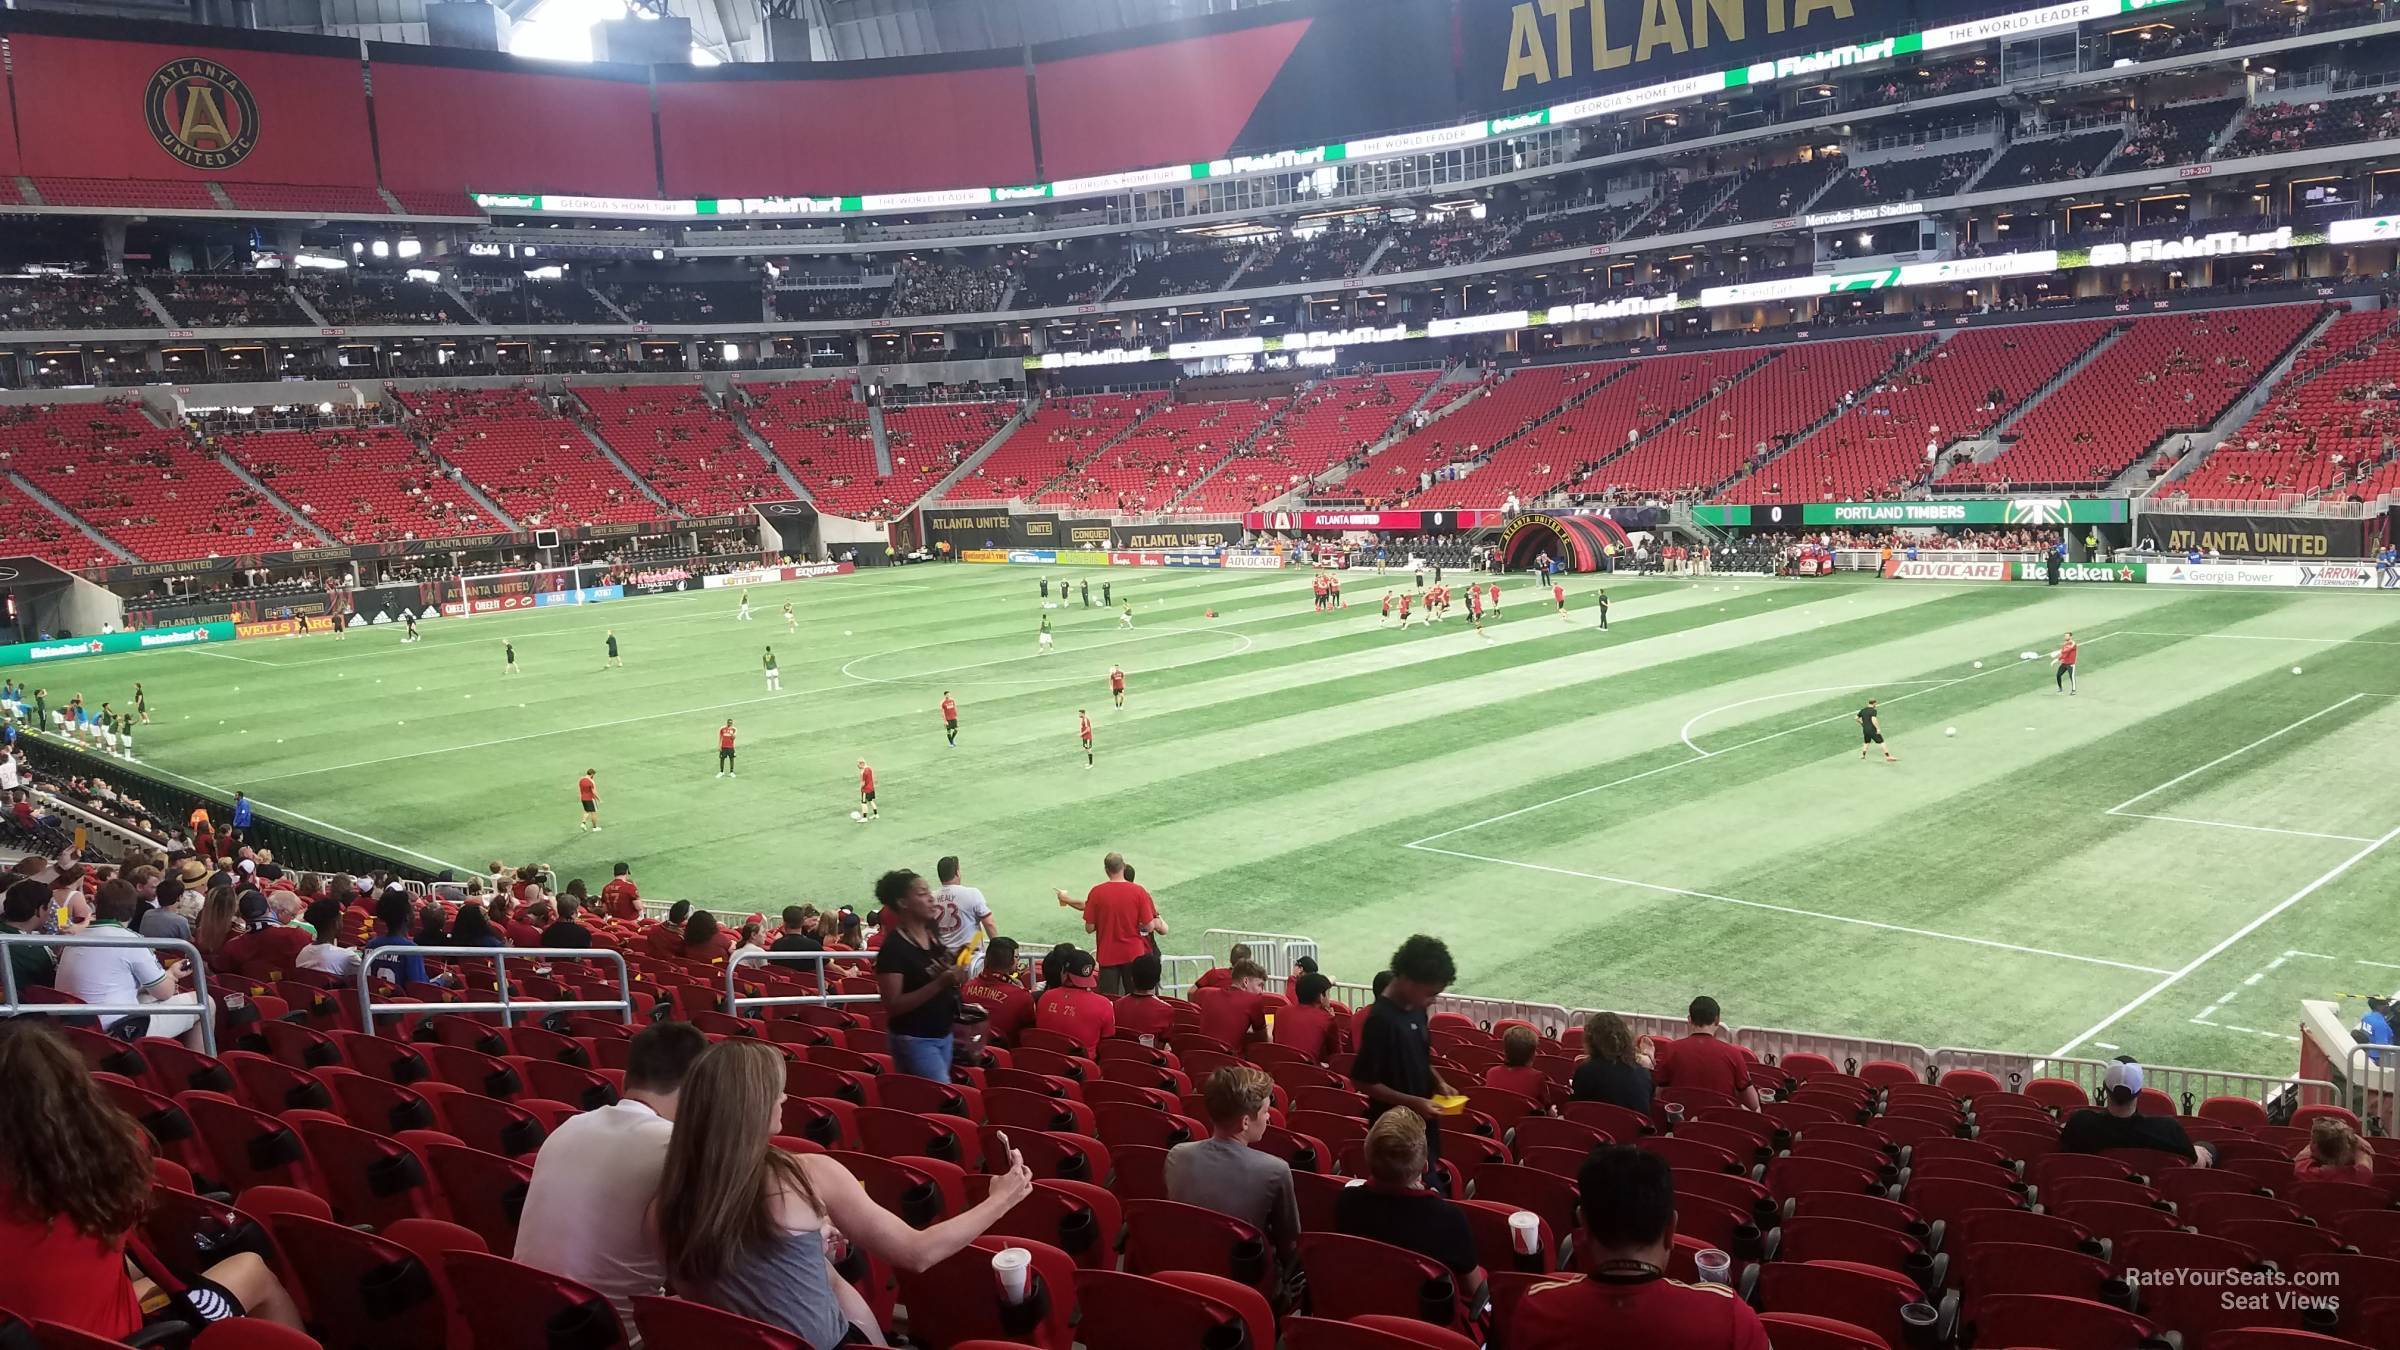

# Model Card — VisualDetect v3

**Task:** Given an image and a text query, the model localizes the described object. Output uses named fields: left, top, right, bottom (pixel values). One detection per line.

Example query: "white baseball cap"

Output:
left=2102, top=1060, right=2144, bottom=1103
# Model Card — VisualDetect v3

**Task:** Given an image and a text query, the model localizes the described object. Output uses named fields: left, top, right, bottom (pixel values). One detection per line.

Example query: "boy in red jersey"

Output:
left=1488, top=580, right=1501, bottom=614
left=1079, top=709, right=1095, bottom=769
left=576, top=769, right=600, bottom=832
left=940, top=691, right=959, bottom=747
left=1272, top=971, right=1342, bottom=1064
left=960, top=935, right=1036, bottom=1044
left=855, top=759, right=878, bottom=821
left=716, top=718, right=737, bottom=778
left=1397, top=592, right=1413, bottom=628
left=1109, top=665, right=1126, bottom=709
left=2056, top=631, right=2078, bottom=695
left=1193, top=959, right=1274, bottom=1048
left=1033, top=947, right=1115, bottom=1053
left=1330, top=575, right=1344, bottom=609
left=1379, top=591, right=1395, bottom=626
left=1553, top=580, right=1567, bottom=615
left=1112, top=952, right=1179, bottom=1044
left=1513, top=1146, right=1769, bottom=1350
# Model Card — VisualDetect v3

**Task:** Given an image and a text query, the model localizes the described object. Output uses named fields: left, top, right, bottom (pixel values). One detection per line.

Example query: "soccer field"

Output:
left=61, top=564, right=2400, bottom=1077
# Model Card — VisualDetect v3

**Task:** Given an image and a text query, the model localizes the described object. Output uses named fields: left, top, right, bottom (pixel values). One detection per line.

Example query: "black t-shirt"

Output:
left=1334, top=1183, right=1478, bottom=1276
left=771, top=933, right=824, bottom=953
left=1352, top=996, right=1434, bottom=1113
left=876, top=929, right=958, bottom=1039
left=1857, top=705, right=1877, bottom=729
left=2058, top=1107, right=2198, bottom=1161
left=1571, top=1059, right=1655, bottom=1114
left=539, top=921, right=592, bottom=949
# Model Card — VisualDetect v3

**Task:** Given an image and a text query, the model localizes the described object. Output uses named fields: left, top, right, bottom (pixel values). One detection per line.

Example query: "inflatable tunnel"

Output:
left=1499, top=512, right=1634, bottom=574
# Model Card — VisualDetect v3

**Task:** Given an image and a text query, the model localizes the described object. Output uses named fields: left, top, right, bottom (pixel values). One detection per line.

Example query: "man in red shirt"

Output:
left=855, top=760, right=878, bottom=821
left=1079, top=709, right=1095, bottom=770
left=1488, top=581, right=1501, bottom=613
left=1192, top=942, right=1250, bottom=993
left=497, top=896, right=543, bottom=948
left=1513, top=1145, right=1770, bottom=1350
left=1033, top=948, right=1115, bottom=1053
left=1272, top=971, right=1342, bottom=1063
left=577, top=770, right=600, bottom=833
left=2056, top=630, right=2078, bottom=695
left=1553, top=581, right=1567, bottom=615
left=1653, top=996, right=1759, bottom=1110
left=940, top=692, right=959, bottom=747
left=600, top=862, right=640, bottom=921
left=960, top=935, right=1035, bottom=1044
left=1112, top=952, right=1178, bottom=1044
left=1075, top=851, right=1163, bottom=995
left=1109, top=665, right=1126, bottom=709
left=1192, top=959, right=1274, bottom=1048
left=717, top=719, right=737, bottom=778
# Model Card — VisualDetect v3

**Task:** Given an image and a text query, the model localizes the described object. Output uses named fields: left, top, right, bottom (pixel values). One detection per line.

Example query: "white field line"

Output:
left=235, top=621, right=1258, bottom=783
left=1408, top=633, right=2119, bottom=850
left=2113, top=631, right=2400, bottom=646
left=132, top=758, right=478, bottom=875
left=2051, top=821, right=2400, bottom=1058
left=1409, top=845, right=2175, bottom=974
left=1678, top=680, right=1948, bottom=757
left=2105, top=813, right=2376, bottom=844
left=2105, top=694, right=2368, bottom=815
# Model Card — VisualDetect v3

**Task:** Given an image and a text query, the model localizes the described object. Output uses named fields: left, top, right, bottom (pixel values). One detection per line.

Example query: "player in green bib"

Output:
left=762, top=647, right=781, bottom=691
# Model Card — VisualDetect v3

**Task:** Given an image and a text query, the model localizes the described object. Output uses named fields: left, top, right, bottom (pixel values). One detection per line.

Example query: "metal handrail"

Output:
left=353, top=944, right=634, bottom=1034
left=724, top=948, right=884, bottom=1015
left=0, top=932, right=218, bottom=1054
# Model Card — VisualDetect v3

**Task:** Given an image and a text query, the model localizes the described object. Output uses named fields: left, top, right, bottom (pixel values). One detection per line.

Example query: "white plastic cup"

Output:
left=992, top=1246, right=1032, bottom=1305
left=1508, top=1210, right=1542, bottom=1255
left=1694, top=1248, right=1733, bottom=1287
left=1664, top=1102, right=1687, bottom=1126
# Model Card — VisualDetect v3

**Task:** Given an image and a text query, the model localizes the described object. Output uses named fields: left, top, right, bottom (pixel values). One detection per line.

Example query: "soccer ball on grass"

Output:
left=850, top=810, right=865, bottom=822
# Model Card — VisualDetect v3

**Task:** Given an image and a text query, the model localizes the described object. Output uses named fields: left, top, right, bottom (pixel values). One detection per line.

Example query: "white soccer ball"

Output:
left=1945, top=727, right=1957, bottom=737
left=850, top=810, right=865, bottom=821
left=2292, top=666, right=2303, bottom=675
left=845, top=630, right=853, bottom=637
left=1973, top=661, right=1983, bottom=669
left=2019, top=651, right=2038, bottom=661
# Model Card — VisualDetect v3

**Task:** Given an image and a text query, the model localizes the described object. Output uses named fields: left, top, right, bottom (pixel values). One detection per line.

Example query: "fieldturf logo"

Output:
left=147, top=59, right=261, bottom=170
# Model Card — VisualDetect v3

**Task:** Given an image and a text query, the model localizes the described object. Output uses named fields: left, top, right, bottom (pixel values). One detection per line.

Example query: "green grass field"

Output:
left=51, top=564, right=2400, bottom=1077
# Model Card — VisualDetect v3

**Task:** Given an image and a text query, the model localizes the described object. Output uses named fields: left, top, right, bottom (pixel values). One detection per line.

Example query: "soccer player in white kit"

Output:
left=737, top=590, right=753, bottom=621
left=782, top=602, right=797, bottom=633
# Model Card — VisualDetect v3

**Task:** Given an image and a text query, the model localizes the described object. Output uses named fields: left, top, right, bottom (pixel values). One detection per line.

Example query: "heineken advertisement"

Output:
left=1693, top=499, right=2129, bottom=528
left=2008, top=561, right=2148, bottom=583
left=0, top=622, right=237, bottom=669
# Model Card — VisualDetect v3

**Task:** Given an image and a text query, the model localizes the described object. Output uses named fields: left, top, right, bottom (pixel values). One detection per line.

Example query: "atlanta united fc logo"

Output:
left=146, top=59, right=260, bottom=169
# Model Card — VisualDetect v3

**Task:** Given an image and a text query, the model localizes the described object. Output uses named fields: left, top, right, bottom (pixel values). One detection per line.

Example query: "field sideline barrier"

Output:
left=1156, top=955, right=1214, bottom=1000
left=1202, top=928, right=1318, bottom=982
left=1, top=932, right=217, bottom=1054
left=725, top=949, right=882, bottom=1015
left=354, top=945, right=634, bottom=1034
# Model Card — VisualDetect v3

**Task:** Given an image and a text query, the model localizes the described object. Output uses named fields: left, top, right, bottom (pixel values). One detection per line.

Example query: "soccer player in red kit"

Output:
left=855, top=759, right=878, bottom=820
left=1079, top=710, right=1095, bottom=769
left=2056, top=631, right=2078, bottom=695
left=1330, top=575, right=1344, bottom=609
left=1488, top=581, right=1501, bottom=613
left=940, top=692, right=960, bottom=747
left=1380, top=591, right=1395, bottom=626
left=577, top=770, right=600, bottom=832
left=716, top=719, right=737, bottom=778
left=1397, top=592, right=1414, bottom=627
left=1553, top=580, right=1568, bottom=615
left=1109, top=665, right=1126, bottom=708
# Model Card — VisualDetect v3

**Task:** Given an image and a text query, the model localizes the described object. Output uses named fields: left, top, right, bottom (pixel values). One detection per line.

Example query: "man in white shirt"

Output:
left=514, top=1021, right=709, bottom=1329
left=933, top=854, right=998, bottom=974
left=53, top=881, right=204, bottom=1046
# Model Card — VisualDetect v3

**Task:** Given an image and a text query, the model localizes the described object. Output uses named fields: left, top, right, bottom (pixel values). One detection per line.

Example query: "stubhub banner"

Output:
left=0, top=622, right=237, bottom=668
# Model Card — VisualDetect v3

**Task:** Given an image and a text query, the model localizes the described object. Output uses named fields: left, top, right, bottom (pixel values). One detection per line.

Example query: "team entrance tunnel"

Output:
left=1499, top=512, right=1636, bottom=573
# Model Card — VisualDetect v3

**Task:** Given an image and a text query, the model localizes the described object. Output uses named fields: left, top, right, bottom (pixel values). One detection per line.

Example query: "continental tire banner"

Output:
left=2134, top=512, right=2368, bottom=560
left=1113, top=522, right=1241, bottom=550
left=0, top=622, right=236, bottom=668
left=1883, top=558, right=2006, bottom=581
left=2007, top=561, right=2146, bottom=583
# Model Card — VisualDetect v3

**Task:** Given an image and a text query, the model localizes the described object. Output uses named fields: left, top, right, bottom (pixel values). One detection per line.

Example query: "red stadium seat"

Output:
left=1074, top=1268, right=1270, bottom=1350
left=1974, top=1293, right=2165, bottom=1350
left=630, top=1296, right=810, bottom=1350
